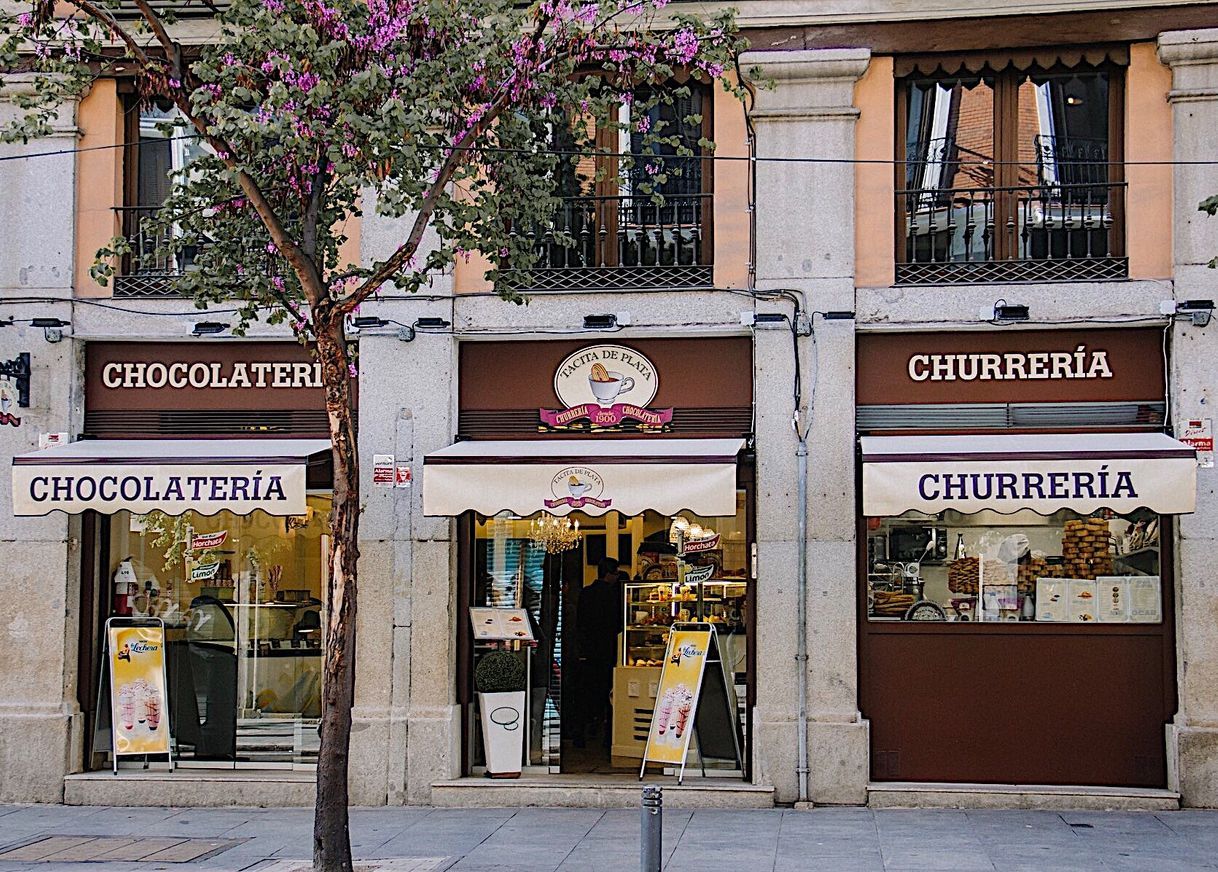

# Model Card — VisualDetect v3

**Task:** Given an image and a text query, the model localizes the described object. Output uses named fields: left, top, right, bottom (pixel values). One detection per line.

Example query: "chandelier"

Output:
left=529, top=513, right=581, bottom=553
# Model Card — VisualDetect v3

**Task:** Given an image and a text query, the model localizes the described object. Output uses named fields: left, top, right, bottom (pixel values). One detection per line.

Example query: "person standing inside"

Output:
left=577, top=557, right=624, bottom=749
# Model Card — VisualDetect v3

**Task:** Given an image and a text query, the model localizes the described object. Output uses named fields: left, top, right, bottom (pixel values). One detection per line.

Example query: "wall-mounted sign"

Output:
left=372, top=454, right=395, bottom=486
left=540, top=344, right=673, bottom=431
left=857, top=329, right=1165, bottom=406
left=1179, top=418, right=1214, bottom=468
left=191, top=530, right=227, bottom=550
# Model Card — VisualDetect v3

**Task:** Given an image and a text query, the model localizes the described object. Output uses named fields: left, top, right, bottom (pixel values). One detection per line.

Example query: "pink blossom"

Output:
left=635, top=114, right=650, bottom=133
left=672, top=28, right=699, bottom=64
left=17, top=12, right=32, bottom=27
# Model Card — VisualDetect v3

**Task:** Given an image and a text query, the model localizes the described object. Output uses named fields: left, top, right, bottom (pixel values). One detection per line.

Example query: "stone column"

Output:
left=1159, top=28, right=1218, bottom=808
left=741, top=48, right=870, bottom=805
left=0, top=79, right=79, bottom=802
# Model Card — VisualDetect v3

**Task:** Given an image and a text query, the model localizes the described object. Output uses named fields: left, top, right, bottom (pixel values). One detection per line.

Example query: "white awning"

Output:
left=423, top=438, right=744, bottom=518
left=861, top=432, right=1197, bottom=516
left=12, top=439, right=331, bottom=517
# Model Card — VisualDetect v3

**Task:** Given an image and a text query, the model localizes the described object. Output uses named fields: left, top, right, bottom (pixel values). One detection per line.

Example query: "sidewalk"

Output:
left=2, top=804, right=1218, bottom=871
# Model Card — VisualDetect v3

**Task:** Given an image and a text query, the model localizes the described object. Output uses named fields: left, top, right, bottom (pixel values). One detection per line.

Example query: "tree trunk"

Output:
left=313, top=314, right=360, bottom=872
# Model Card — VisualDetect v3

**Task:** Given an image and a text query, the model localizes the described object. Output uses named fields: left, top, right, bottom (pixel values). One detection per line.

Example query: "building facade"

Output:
left=2, top=0, right=1218, bottom=809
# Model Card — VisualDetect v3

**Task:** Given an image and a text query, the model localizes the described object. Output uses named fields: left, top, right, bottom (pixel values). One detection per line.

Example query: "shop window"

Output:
left=468, top=495, right=750, bottom=775
left=865, top=508, right=1162, bottom=624
left=506, top=81, right=713, bottom=293
left=102, top=496, right=332, bottom=767
left=896, top=55, right=1126, bottom=284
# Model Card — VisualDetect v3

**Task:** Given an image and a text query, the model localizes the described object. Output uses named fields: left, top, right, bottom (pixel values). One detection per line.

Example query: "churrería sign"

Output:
left=856, top=328, right=1165, bottom=406
left=540, top=344, right=673, bottom=431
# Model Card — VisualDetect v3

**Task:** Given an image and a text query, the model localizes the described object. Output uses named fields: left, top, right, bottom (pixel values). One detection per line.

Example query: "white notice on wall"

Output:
left=1179, top=418, right=1214, bottom=468
left=1096, top=576, right=1130, bottom=623
left=1035, top=578, right=1068, bottom=622
left=372, top=454, right=395, bottom=487
left=1129, top=576, right=1162, bottom=623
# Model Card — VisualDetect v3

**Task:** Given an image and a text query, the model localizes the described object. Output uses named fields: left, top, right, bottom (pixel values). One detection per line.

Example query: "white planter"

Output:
left=478, top=690, right=526, bottom=777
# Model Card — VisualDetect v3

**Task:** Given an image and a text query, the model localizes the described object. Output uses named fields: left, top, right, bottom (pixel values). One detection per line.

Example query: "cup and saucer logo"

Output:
left=544, top=466, right=611, bottom=510
left=540, top=344, right=673, bottom=431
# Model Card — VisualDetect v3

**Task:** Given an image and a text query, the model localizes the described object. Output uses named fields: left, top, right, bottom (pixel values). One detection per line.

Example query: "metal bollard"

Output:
left=640, top=785, right=662, bottom=872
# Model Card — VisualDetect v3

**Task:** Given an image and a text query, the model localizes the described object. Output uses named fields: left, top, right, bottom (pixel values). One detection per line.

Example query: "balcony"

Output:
left=112, top=206, right=193, bottom=298
left=897, top=135, right=1127, bottom=285
left=503, top=193, right=713, bottom=292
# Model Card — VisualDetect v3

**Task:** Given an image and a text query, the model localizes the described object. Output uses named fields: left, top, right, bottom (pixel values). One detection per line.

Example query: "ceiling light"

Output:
left=414, top=317, right=451, bottom=330
left=583, top=314, right=617, bottom=330
left=351, top=316, right=388, bottom=329
left=993, top=302, right=1030, bottom=322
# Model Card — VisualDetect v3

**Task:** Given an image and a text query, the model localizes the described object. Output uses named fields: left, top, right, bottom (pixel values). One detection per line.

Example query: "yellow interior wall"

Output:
left=854, top=56, right=896, bottom=289
left=75, top=79, right=123, bottom=298
left=1126, top=42, right=1173, bottom=280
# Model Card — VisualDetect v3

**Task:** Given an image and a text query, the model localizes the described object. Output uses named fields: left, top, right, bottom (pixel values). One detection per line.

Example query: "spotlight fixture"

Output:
left=992, top=301, right=1030, bottom=322
left=582, top=313, right=617, bottom=330
left=414, top=317, right=452, bottom=331
left=1177, top=299, right=1214, bottom=327
left=28, top=317, right=69, bottom=343
left=351, top=316, right=389, bottom=329
left=192, top=321, right=229, bottom=337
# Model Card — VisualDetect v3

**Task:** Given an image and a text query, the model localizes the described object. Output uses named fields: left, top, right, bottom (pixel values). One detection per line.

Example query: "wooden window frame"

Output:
left=894, top=52, right=1126, bottom=277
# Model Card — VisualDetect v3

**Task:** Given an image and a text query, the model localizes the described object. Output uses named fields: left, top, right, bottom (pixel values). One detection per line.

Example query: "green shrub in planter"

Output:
left=475, top=650, right=526, bottom=693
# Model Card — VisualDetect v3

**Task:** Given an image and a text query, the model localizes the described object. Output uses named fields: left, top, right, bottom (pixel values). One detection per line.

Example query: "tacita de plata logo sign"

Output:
left=540, top=344, right=673, bottom=431
left=544, top=466, right=612, bottom=510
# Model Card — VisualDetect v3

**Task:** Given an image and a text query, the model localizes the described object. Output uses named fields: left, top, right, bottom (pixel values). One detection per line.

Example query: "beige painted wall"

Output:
left=74, top=80, right=123, bottom=298
left=713, top=79, right=750, bottom=289
left=1126, top=41, right=1173, bottom=280
left=854, top=56, right=895, bottom=289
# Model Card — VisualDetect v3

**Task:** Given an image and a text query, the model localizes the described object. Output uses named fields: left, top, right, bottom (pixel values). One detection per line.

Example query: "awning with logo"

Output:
left=423, top=438, right=745, bottom=518
left=861, top=432, right=1197, bottom=517
left=12, top=439, right=331, bottom=517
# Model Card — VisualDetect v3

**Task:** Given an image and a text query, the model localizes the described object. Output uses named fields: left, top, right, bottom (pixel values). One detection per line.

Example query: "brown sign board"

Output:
left=856, top=328, right=1165, bottom=406
left=459, top=338, right=752, bottom=438
left=86, top=342, right=332, bottom=412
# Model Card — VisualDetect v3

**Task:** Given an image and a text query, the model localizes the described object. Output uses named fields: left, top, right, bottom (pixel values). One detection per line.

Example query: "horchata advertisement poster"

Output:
left=107, top=624, right=170, bottom=756
left=641, top=627, right=712, bottom=769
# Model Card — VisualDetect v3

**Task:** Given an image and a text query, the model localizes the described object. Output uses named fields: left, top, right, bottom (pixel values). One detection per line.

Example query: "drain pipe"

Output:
left=795, top=422, right=810, bottom=804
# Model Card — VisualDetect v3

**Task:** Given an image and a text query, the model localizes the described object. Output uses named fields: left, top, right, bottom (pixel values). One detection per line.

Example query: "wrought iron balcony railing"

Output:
left=504, top=192, right=713, bottom=292
left=112, top=206, right=195, bottom=298
left=896, top=180, right=1128, bottom=285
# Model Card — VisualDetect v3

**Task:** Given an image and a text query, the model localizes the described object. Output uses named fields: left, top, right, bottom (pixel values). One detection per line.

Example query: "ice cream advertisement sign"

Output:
left=641, top=627, right=712, bottom=770
left=107, top=622, right=170, bottom=756
left=540, top=344, right=673, bottom=431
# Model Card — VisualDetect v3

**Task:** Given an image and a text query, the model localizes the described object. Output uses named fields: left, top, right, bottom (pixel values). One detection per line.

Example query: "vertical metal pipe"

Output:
left=796, top=435, right=809, bottom=804
left=640, top=785, right=662, bottom=872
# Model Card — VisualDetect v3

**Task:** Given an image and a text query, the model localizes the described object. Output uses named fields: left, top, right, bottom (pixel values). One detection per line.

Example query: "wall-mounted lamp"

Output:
left=992, top=301, right=1030, bottom=322
left=582, top=313, right=617, bottom=330
left=1177, top=299, right=1214, bottom=328
left=192, top=321, right=229, bottom=337
left=29, top=317, right=68, bottom=343
left=414, top=317, right=451, bottom=331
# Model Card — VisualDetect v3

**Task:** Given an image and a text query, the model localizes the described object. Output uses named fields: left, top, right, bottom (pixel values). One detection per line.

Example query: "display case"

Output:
left=620, top=578, right=747, bottom=667
left=611, top=576, right=748, bottom=764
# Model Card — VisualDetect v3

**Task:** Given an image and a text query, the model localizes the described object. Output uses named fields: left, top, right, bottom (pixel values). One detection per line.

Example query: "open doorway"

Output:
left=463, top=495, right=752, bottom=777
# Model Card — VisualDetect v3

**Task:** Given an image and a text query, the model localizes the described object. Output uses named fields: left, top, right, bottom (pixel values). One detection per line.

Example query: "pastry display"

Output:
left=1061, top=517, right=1114, bottom=579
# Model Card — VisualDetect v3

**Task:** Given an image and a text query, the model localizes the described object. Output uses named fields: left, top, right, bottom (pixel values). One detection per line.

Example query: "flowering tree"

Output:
left=1, top=0, right=742, bottom=868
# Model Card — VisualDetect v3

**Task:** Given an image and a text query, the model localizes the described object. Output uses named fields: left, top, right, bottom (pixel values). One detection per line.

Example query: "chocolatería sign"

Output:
left=857, top=329, right=1165, bottom=406
left=541, top=344, right=673, bottom=430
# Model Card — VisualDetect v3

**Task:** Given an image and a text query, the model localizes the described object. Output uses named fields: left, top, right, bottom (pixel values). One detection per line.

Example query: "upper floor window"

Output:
left=896, top=50, right=1127, bottom=285
left=116, top=104, right=209, bottom=297
left=512, top=81, right=713, bottom=292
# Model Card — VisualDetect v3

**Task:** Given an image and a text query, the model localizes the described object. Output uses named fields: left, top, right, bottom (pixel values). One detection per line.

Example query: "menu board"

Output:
left=1129, top=576, right=1162, bottom=623
left=1068, top=579, right=1098, bottom=623
left=1035, top=578, right=1068, bottom=622
left=1096, top=577, right=1131, bottom=622
left=469, top=607, right=535, bottom=641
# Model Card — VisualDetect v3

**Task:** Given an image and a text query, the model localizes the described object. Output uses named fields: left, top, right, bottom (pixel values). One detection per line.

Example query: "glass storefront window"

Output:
left=105, top=495, right=332, bottom=766
left=470, top=492, right=750, bottom=774
left=865, top=508, right=1162, bottom=624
